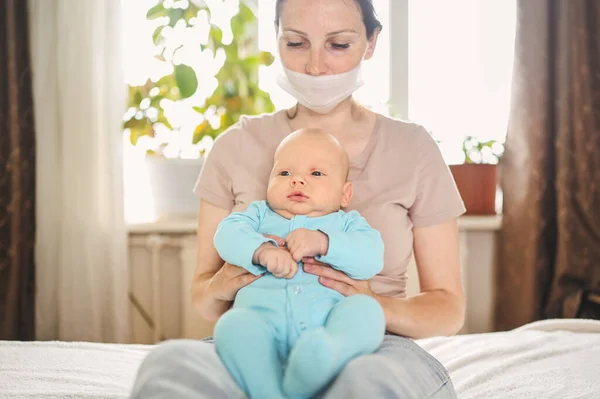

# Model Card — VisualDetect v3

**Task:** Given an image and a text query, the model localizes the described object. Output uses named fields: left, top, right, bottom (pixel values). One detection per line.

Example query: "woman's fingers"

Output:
left=213, top=262, right=262, bottom=301
left=303, top=262, right=354, bottom=285
left=302, top=257, right=328, bottom=267
left=233, top=272, right=262, bottom=290
left=319, top=277, right=353, bottom=296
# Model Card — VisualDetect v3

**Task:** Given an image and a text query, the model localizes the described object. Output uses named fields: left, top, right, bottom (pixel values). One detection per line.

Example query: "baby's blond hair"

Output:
left=275, top=128, right=350, bottom=180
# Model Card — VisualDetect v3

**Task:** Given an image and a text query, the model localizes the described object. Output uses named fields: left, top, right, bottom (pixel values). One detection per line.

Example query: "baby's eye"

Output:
left=280, top=171, right=291, bottom=176
left=311, top=171, right=323, bottom=176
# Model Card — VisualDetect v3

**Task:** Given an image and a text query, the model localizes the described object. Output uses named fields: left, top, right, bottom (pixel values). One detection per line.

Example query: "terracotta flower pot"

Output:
left=449, top=164, right=498, bottom=215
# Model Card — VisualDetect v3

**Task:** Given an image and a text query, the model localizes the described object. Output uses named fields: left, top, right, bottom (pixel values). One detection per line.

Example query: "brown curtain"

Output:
left=0, top=0, right=37, bottom=340
left=495, top=0, right=600, bottom=331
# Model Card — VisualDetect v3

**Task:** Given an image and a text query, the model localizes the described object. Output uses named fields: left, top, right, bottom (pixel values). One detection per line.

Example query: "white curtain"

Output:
left=28, top=0, right=129, bottom=343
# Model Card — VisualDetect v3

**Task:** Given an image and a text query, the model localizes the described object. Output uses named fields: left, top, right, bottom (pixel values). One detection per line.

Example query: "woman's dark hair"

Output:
left=274, top=0, right=383, bottom=40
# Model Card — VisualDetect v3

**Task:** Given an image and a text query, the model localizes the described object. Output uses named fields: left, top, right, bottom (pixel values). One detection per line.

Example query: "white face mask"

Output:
left=276, top=64, right=364, bottom=114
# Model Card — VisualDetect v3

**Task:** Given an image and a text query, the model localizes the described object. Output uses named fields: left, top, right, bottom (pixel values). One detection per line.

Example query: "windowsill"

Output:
left=128, top=219, right=198, bottom=234
left=127, top=215, right=503, bottom=234
left=458, top=215, right=502, bottom=231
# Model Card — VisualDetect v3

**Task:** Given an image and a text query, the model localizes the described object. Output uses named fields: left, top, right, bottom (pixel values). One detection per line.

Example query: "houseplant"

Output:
left=123, top=0, right=275, bottom=219
left=449, top=136, right=504, bottom=215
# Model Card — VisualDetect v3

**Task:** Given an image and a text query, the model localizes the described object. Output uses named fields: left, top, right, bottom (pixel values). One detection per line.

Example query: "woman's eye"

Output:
left=311, top=171, right=323, bottom=176
left=287, top=41, right=303, bottom=48
left=331, top=43, right=350, bottom=50
left=280, top=171, right=290, bottom=176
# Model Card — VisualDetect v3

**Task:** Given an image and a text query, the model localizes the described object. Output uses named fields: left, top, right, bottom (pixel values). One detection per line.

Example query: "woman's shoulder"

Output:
left=374, top=113, right=440, bottom=156
left=376, top=113, right=430, bottom=142
left=211, top=110, right=289, bottom=150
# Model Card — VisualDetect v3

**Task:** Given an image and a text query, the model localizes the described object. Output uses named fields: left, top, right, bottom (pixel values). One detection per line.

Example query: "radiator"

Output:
left=128, top=231, right=213, bottom=344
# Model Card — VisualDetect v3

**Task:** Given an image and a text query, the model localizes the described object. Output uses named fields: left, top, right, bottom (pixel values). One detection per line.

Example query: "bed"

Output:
left=1, top=319, right=599, bottom=398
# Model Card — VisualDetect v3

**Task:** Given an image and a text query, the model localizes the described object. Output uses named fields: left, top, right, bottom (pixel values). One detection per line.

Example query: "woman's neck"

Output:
left=288, top=98, right=373, bottom=140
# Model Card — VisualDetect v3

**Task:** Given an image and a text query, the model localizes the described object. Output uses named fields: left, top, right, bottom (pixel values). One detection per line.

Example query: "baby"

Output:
left=213, top=128, right=385, bottom=399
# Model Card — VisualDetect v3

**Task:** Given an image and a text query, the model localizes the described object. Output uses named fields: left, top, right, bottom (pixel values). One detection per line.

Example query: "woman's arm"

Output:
left=379, top=219, right=465, bottom=338
left=302, top=218, right=465, bottom=339
left=191, top=199, right=262, bottom=321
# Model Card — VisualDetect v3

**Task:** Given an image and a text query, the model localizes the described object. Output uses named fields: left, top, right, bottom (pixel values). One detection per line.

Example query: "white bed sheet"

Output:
left=0, top=341, right=151, bottom=398
left=418, top=319, right=600, bottom=398
left=1, top=319, right=599, bottom=398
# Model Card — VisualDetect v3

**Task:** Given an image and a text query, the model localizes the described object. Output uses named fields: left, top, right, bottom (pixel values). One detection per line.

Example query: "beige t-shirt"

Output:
left=194, top=110, right=465, bottom=298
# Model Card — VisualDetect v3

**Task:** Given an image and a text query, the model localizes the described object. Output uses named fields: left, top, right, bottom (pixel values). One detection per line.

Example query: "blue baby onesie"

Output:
left=213, top=200, right=386, bottom=399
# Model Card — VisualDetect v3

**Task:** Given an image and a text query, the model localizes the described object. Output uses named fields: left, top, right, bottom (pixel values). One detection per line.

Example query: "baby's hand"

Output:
left=286, top=229, right=329, bottom=262
left=254, top=244, right=298, bottom=279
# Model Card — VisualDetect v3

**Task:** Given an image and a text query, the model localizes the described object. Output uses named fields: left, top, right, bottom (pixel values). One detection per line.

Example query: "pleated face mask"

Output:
left=276, top=64, right=364, bottom=114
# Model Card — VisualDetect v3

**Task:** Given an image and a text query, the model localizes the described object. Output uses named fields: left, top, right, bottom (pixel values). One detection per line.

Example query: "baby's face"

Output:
left=267, top=130, right=352, bottom=218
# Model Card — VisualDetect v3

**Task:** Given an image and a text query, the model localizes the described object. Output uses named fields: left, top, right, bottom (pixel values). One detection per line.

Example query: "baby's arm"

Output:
left=213, top=201, right=277, bottom=276
left=316, top=211, right=384, bottom=280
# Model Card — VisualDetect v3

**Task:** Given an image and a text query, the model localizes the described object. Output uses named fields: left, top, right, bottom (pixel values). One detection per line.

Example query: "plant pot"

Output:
left=144, top=156, right=204, bottom=220
left=449, top=163, right=498, bottom=215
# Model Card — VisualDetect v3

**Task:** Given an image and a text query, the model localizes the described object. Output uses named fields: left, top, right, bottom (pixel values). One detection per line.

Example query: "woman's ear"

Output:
left=340, top=182, right=353, bottom=208
left=364, top=29, right=380, bottom=60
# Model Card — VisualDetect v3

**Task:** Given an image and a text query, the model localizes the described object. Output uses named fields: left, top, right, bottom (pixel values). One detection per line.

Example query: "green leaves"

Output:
left=462, top=136, right=505, bottom=164
left=125, top=0, right=276, bottom=155
left=146, top=3, right=167, bottom=19
left=203, top=26, right=224, bottom=55
left=259, top=51, right=275, bottom=66
left=174, top=64, right=198, bottom=99
left=238, top=1, right=256, bottom=22
left=168, top=8, right=185, bottom=27
left=153, top=25, right=165, bottom=46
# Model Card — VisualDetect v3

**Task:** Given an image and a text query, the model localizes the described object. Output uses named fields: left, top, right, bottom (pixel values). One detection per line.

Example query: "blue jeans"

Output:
left=129, top=334, right=457, bottom=399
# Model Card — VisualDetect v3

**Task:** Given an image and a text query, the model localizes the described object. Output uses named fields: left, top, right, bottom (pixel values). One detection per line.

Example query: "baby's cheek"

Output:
left=328, top=187, right=343, bottom=203
left=266, top=184, right=280, bottom=201
left=266, top=186, right=286, bottom=208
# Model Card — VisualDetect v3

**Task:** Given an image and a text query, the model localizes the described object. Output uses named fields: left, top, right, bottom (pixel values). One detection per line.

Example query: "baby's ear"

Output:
left=340, top=181, right=353, bottom=208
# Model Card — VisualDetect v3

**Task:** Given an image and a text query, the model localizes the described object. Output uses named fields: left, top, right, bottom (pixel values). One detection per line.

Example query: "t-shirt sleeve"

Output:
left=408, top=126, right=466, bottom=227
left=192, top=131, right=236, bottom=210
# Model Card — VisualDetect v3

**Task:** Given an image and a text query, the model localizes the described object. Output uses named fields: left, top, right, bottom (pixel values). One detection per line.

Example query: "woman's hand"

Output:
left=206, top=262, right=262, bottom=302
left=302, top=257, right=376, bottom=298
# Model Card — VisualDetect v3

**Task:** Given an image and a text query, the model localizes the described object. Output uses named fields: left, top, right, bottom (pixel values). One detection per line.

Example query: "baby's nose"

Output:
left=291, top=176, right=306, bottom=186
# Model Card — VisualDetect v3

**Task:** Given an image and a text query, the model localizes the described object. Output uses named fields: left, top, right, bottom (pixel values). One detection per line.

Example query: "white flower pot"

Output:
left=144, top=156, right=203, bottom=220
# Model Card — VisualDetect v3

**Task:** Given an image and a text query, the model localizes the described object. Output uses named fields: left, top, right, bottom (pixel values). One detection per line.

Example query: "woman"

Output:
left=130, top=0, right=465, bottom=398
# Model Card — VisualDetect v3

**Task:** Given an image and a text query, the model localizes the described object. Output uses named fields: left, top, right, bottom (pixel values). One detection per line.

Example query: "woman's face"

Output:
left=276, top=0, right=378, bottom=76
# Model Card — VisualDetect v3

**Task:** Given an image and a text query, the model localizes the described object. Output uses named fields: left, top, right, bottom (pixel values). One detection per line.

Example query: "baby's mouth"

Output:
left=287, top=191, right=309, bottom=202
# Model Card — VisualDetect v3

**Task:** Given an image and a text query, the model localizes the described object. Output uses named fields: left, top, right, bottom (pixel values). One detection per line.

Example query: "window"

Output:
left=408, top=0, right=517, bottom=164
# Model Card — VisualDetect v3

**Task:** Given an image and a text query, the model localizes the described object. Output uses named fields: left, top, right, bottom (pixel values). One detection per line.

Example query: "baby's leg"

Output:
left=214, top=308, right=286, bottom=399
left=283, top=295, right=385, bottom=398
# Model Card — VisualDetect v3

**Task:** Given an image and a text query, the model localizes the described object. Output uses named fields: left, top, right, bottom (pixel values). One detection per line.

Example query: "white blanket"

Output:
left=0, top=340, right=151, bottom=398
left=418, top=319, right=600, bottom=399
left=1, top=319, right=599, bottom=398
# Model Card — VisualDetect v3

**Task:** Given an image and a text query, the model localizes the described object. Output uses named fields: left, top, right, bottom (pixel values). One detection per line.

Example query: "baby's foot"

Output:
left=283, top=328, right=339, bottom=398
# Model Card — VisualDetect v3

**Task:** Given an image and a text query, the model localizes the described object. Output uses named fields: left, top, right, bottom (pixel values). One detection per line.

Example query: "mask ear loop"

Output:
left=273, top=46, right=301, bottom=118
